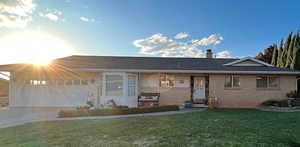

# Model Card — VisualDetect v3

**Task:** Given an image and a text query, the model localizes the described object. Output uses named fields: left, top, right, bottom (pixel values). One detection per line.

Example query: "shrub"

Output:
left=59, top=105, right=180, bottom=118
left=278, top=100, right=289, bottom=107
left=261, top=99, right=289, bottom=107
left=261, top=100, right=279, bottom=106
left=113, top=105, right=129, bottom=109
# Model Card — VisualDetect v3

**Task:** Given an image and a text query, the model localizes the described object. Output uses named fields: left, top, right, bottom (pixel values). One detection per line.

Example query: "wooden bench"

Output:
left=138, top=93, right=160, bottom=107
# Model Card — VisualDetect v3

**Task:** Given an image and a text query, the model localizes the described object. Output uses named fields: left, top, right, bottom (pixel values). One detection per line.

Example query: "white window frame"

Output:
left=256, top=76, right=280, bottom=88
left=102, top=72, right=126, bottom=97
left=160, top=74, right=175, bottom=88
left=224, top=75, right=240, bottom=88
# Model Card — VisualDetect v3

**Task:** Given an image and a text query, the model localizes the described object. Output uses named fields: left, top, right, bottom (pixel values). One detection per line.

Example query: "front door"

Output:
left=193, top=77, right=206, bottom=99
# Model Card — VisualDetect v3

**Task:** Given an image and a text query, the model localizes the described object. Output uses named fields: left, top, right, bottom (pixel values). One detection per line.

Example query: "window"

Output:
left=269, top=77, right=280, bottom=88
left=105, top=75, right=123, bottom=96
left=29, top=80, right=48, bottom=86
left=160, top=74, right=175, bottom=88
left=256, top=76, right=279, bottom=88
left=224, top=75, right=240, bottom=88
left=128, top=75, right=137, bottom=96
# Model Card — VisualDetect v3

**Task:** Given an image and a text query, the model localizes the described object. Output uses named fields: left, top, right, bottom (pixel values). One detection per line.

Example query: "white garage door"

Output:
left=11, top=79, right=97, bottom=107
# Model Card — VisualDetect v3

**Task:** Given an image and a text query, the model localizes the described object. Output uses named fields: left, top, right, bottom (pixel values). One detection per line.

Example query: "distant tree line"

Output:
left=256, top=31, right=300, bottom=70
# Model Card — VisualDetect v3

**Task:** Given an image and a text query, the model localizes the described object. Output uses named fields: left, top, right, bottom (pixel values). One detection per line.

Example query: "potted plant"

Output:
left=208, top=96, right=219, bottom=109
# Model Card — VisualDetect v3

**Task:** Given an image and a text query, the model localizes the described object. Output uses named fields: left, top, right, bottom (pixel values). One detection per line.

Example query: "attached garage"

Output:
left=8, top=70, right=138, bottom=108
left=9, top=72, right=99, bottom=107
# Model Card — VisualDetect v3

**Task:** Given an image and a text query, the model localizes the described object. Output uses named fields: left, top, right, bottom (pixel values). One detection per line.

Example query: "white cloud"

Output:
left=0, top=14, right=30, bottom=28
left=133, top=33, right=226, bottom=58
left=80, top=16, right=95, bottom=22
left=0, top=0, right=36, bottom=28
left=39, top=10, right=62, bottom=22
left=174, top=32, right=189, bottom=39
left=39, top=13, right=58, bottom=21
left=133, top=33, right=203, bottom=57
left=192, top=34, right=223, bottom=46
left=216, top=50, right=231, bottom=58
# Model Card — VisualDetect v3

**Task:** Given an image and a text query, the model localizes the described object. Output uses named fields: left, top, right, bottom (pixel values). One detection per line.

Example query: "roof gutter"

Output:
left=71, top=68, right=300, bottom=75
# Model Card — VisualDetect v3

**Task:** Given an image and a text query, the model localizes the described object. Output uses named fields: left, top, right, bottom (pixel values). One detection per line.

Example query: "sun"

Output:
left=0, top=31, right=73, bottom=65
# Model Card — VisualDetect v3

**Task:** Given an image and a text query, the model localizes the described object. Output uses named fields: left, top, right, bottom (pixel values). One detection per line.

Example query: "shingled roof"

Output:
left=0, top=55, right=300, bottom=74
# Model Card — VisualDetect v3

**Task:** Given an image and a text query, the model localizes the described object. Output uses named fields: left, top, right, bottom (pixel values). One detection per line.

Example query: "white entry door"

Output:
left=193, top=77, right=206, bottom=99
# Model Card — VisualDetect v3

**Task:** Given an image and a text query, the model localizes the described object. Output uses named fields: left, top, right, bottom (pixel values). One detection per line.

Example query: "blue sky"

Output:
left=1, top=0, right=300, bottom=64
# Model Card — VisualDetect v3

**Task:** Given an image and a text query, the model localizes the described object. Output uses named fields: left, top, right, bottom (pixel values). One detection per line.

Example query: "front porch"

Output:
left=90, top=72, right=210, bottom=108
left=136, top=74, right=209, bottom=108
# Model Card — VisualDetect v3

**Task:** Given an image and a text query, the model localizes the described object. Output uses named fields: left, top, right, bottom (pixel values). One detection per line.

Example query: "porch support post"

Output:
left=96, top=85, right=100, bottom=108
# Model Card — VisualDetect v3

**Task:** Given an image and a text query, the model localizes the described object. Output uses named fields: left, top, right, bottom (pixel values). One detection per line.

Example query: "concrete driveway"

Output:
left=0, top=107, right=60, bottom=128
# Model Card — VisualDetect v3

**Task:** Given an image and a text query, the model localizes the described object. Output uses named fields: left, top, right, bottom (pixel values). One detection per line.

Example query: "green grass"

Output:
left=1, top=109, right=300, bottom=147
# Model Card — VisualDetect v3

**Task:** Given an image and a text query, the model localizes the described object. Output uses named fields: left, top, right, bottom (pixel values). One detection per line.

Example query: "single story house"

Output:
left=0, top=50, right=299, bottom=108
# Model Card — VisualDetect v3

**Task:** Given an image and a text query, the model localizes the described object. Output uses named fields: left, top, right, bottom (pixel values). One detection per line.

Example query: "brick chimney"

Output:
left=206, top=49, right=213, bottom=58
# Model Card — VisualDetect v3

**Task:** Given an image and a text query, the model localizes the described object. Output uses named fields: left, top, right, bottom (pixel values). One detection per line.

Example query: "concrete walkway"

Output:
left=0, top=108, right=205, bottom=128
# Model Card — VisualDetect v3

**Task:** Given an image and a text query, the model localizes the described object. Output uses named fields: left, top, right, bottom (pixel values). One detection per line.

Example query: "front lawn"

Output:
left=0, top=109, right=300, bottom=147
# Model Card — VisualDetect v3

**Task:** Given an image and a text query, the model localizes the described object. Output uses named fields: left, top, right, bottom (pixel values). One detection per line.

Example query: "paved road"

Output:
left=0, top=107, right=205, bottom=128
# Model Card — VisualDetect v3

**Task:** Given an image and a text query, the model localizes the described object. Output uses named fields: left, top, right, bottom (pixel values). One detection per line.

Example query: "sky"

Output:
left=0, top=0, right=300, bottom=65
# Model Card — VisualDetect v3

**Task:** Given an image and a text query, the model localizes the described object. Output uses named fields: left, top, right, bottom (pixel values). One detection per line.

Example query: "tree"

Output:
left=257, top=31, right=300, bottom=70
left=285, top=34, right=296, bottom=68
left=271, top=44, right=278, bottom=65
left=291, top=33, right=300, bottom=69
left=255, top=45, right=274, bottom=64
left=277, top=39, right=285, bottom=67
left=281, top=32, right=293, bottom=67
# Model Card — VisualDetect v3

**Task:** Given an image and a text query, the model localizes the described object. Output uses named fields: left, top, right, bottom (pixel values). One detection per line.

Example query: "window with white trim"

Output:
left=224, top=75, right=240, bottom=88
left=105, top=75, right=123, bottom=96
left=160, top=74, right=175, bottom=88
left=25, top=80, right=48, bottom=86
left=25, top=79, right=96, bottom=86
left=256, top=76, right=279, bottom=88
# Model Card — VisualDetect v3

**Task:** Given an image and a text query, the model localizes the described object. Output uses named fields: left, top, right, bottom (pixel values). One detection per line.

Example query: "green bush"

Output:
left=278, top=100, right=289, bottom=107
left=261, top=99, right=289, bottom=107
left=261, top=100, right=279, bottom=106
left=59, top=105, right=180, bottom=118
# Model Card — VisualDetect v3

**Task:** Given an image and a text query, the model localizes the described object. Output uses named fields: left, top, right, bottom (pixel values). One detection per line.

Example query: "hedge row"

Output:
left=59, top=105, right=179, bottom=118
left=261, top=99, right=300, bottom=107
